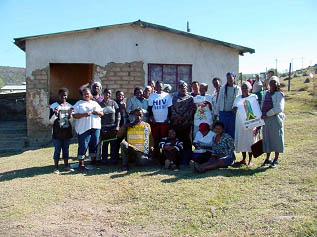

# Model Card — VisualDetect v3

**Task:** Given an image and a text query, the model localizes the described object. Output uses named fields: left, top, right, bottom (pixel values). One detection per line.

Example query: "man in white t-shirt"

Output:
left=148, top=81, right=173, bottom=161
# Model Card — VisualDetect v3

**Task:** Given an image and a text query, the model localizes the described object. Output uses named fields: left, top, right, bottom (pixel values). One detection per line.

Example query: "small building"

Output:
left=14, top=20, right=254, bottom=145
left=0, top=85, right=26, bottom=94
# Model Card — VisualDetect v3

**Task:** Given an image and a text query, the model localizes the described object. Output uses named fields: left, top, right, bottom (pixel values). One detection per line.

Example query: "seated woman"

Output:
left=159, top=128, right=183, bottom=170
left=192, top=123, right=215, bottom=164
left=191, top=121, right=235, bottom=173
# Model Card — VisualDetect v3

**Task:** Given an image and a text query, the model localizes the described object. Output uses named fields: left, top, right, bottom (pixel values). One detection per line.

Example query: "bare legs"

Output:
left=193, top=156, right=227, bottom=173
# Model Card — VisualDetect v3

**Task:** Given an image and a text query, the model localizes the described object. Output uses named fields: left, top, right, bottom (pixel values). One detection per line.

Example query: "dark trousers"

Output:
left=150, top=122, right=170, bottom=160
left=173, top=125, right=193, bottom=165
left=163, top=149, right=181, bottom=166
left=120, top=140, right=152, bottom=166
left=192, top=152, right=211, bottom=164
left=101, top=126, right=118, bottom=162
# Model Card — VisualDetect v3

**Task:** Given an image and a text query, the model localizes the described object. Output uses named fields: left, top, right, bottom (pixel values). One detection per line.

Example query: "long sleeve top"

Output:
left=215, top=85, right=241, bottom=116
left=159, top=137, right=183, bottom=151
left=261, top=90, right=285, bottom=127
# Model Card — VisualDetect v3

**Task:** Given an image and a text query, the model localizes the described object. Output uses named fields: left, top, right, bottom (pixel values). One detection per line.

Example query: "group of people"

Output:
left=49, top=70, right=285, bottom=174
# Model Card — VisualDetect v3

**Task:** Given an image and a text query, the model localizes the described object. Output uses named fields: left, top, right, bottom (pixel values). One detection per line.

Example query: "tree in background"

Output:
left=0, top=77, right=3, bottom=89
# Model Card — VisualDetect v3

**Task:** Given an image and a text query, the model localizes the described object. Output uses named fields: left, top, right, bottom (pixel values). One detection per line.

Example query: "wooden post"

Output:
left=288, top=62, right=291, bottom=92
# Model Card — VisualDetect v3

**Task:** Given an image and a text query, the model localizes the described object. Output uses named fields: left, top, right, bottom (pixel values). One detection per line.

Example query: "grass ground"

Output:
left=0, top=74, right=316, bottom=236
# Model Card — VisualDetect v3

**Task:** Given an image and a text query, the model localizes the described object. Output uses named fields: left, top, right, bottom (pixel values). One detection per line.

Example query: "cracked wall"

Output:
left=26, top=61, right=145, bottom=146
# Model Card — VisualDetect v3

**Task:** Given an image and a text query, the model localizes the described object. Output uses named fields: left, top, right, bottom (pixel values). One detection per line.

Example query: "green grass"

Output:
left=0, top=75, right=316, bottom=236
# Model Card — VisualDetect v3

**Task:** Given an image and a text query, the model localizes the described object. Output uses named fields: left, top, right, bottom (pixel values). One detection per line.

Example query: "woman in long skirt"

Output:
left=259, top=77, right=285, bottom=168
left=232, top=81, right=258, bottom=167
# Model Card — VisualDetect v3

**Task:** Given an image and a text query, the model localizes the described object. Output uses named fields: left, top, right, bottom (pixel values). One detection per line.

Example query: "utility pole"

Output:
left=288, top=62, right=291, bottom=92
left=275, top=58, right=278, bottom=74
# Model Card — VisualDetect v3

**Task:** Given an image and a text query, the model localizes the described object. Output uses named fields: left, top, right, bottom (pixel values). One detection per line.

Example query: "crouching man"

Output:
left=117, top=108, right=154, bottom=171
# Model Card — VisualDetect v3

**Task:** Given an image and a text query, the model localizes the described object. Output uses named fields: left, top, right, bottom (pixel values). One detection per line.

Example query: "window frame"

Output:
left=148, top=63, right=192, bottom=91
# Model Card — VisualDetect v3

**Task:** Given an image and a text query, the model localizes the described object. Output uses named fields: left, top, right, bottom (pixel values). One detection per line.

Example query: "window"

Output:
left=148, top=64, right=192, bottom=92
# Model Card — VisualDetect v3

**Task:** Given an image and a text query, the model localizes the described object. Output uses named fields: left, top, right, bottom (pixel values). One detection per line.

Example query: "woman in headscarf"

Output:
left=215, top=73, right=241, bottom=139
left=79, top=80, right=104, bottom=103
left=192, top=123, right=215, bottom=164
left=259, top=77, right=285, bottom=168
left=232, top=81, right=259, bottom=167
left=91, top=82, right=104, bottom=103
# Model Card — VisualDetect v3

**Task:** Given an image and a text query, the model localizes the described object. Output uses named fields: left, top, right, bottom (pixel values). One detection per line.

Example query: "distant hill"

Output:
left=0, top=66, right=25, bottom=86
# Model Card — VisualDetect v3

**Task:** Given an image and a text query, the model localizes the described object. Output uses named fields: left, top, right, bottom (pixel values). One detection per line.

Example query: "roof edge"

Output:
left=14, top=20, right=255, bottom=54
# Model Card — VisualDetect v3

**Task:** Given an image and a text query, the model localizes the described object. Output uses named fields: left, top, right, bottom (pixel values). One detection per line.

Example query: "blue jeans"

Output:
left=219, top=111, right=236, bottom=139
left=77, top=129, right=100, bottom=160
left=53, top=138, right=71, bottom=161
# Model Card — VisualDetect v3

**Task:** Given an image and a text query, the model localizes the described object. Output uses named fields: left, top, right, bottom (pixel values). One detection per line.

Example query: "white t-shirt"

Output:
left=49, top=102, right=73, bottom=124
left=194, top=94, right=213, bottom=126
left=193, top=130, right=216, bottom=153
left=148, top=92, right=172, bottom=123
left=73, top=100, right=103, bottom=135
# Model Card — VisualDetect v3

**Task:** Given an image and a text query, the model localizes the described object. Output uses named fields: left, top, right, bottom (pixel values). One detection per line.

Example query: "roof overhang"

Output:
left=14, top=20, right=255, bottom=55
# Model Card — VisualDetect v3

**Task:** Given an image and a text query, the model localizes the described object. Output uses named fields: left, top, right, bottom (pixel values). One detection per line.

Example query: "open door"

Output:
left=49, top=63, right=94, bottom=104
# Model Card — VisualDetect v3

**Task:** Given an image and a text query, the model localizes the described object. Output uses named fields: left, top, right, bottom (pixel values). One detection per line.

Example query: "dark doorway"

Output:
left=49, top=63, right=94, bottom=104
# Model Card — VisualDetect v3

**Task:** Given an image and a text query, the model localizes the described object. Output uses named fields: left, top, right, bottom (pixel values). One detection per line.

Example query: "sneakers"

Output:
left=53, top=168, right=60, bottom=174
left=261, top=159, right=273, bottom=167
left=64, top=166, right=74, bottom=172
left=269, top=160, right=279, bottom=168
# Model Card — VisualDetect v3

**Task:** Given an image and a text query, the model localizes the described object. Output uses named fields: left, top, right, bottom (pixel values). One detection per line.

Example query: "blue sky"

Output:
left=1, top=0, right=316, bottom=73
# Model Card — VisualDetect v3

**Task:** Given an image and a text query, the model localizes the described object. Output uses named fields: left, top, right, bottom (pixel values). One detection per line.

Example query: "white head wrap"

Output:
left=242, top=81, right=252, bottom=91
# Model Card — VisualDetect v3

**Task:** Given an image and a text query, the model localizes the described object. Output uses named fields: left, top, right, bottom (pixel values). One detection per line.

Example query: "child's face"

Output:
left=168, top=129, right=176, bottom=138
left=116, top=92, right=124, bottom=102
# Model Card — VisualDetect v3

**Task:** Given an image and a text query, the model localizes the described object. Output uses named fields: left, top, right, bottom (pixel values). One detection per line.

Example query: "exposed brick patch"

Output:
left=100, top=61, right=145, bottom=99
left=26, top=67, right=51, bottom=146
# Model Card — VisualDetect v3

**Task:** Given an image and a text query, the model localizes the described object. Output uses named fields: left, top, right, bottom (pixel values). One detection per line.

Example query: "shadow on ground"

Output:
left=0, top=160, right=269, bottom=183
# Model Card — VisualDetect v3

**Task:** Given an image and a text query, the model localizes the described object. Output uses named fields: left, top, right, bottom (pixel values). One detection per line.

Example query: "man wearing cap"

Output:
left=215, top=72, right=241, bottom=139
left=170, top=81, right=195, bottom=166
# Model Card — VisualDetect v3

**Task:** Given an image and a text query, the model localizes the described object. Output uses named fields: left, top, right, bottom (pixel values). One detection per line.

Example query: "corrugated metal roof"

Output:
left=14, top=20, right=255, bottom=55
left=1, top=85, right=26, bottom=90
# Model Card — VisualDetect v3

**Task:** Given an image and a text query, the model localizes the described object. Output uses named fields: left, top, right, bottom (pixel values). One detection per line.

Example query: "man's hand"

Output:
left=261, top=115, right=267, bottom=120
left=232, top=107, right=237, bottom=114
